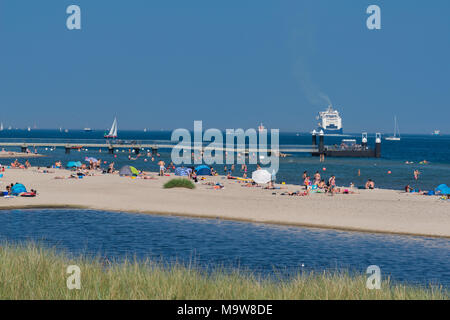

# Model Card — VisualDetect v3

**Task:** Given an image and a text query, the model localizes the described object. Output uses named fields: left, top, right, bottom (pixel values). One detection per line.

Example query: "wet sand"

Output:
left=0, top=168, right=449, bottom=238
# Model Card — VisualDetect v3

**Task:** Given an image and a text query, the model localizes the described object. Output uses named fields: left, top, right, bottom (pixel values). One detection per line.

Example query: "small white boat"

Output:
left=385, top=116, right=401, bottom=141
left=258, top=123, right=265, bottom=132
left=104, top=117, right=118, bottom=139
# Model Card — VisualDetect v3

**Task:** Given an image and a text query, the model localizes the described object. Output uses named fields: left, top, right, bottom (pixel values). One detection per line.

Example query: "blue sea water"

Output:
left=0, top=209, right=448, bottom=287
left=0, top=129, right=449, bottom=190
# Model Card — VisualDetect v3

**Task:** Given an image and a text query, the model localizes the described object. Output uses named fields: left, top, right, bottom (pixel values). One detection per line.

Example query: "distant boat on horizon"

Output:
left=258, top=123, right=265, bottom=132
left=104, top=117, right=118, bottom=139
left=0, top=123, right=3, bottom=131
left=84, top=127, right=92, bottom=132
left=432, top=130, right=440, bottom=136
left=385, top=116, right=401, bottom=141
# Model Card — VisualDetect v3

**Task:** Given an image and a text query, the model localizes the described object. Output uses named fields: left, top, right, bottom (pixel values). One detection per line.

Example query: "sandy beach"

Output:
left=0, top=167, right=449, bottom=238
left=0, top=151, right=44, bottom=159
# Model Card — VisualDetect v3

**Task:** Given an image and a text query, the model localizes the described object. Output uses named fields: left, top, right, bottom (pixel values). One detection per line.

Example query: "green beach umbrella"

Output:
left=129, top=166, right=139, bottom=175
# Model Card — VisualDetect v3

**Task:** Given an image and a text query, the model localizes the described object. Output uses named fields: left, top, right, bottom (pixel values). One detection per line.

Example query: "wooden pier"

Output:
left=310, top=131, right=381, bottom=158
left=0, top=139, right=317, bottom=155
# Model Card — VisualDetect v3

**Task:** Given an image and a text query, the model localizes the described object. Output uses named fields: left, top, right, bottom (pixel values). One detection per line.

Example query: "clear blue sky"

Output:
left=0, top=0, right=449, bottom=133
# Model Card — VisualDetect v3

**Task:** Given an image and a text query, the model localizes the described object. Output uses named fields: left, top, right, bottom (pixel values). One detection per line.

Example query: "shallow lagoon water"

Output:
left=0, top=209, right=448, bottom=287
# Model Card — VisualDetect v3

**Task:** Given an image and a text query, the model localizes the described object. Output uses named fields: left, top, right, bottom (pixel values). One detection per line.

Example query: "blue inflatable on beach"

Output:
left=11, top=183, right=27, bottom=195
left=435, top=184, right=450, bottom=195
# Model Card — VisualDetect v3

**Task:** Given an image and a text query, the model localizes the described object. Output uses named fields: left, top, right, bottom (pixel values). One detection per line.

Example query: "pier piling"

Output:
left=318, top=130, right=324, bottom=153
left=375, top=133, right=381, bottom=158
left=362, top=132, right=368, bottom=150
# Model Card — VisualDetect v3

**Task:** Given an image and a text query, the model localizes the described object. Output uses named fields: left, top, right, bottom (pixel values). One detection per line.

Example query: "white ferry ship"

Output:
left=316, top=105, right=343, bottom=134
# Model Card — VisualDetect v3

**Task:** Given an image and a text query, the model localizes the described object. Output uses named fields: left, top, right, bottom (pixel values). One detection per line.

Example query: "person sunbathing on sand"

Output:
left=365, top=179, right=375, bottom=189
left=11, top=159, right=21, bottom=168
left=318, top=179, right=326, bottom=189
left=107, top=162, right=115, bottom=173
left=280, top=190, right=308, bottom=196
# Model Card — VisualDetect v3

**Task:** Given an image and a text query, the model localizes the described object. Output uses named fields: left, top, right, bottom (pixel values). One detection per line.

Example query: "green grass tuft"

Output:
left=163, top=178, right=195, bottom=189
left=0, top=243, right=447, bottom=300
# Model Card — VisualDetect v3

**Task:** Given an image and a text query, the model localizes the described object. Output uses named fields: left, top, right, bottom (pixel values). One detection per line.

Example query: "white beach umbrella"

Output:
left=251, top=169, right=272, bottom=184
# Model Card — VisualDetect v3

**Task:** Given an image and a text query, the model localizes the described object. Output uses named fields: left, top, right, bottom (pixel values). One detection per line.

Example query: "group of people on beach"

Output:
left=1, top=182, right=36, bottom=197
left=9, top=159, right=31, bottom=169
left=299, top=170, right=360, bottom=195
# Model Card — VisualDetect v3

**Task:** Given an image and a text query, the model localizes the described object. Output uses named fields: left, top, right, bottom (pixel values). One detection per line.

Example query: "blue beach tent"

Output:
left=195, top=165, right=211, bottom=176
left=67, top=161, right=82, bottom=169
left=11, top=183, right=27, bottom=195
left=436, top=184, right=450, bottom=195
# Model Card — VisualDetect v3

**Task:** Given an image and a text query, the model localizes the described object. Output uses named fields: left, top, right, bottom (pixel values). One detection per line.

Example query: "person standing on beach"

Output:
left=328, top=175, right=336, bottom=194
left=314, top=171, right=321, bottom=184
left=302, top=171, right=307, bottom=180
left=414, top=169, right=420, bottom=180
left=158, top=160, right=165, bottom=176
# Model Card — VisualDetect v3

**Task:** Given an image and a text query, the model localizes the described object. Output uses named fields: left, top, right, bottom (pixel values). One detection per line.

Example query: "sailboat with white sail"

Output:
left=104, top=117, right=118, bottom=139
left=385, top=116, right=401, bottom=141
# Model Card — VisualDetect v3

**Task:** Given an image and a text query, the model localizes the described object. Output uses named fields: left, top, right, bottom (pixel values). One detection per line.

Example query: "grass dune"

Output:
left=0, top=243, right=447, bottom=300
